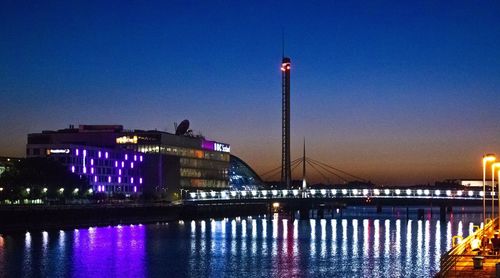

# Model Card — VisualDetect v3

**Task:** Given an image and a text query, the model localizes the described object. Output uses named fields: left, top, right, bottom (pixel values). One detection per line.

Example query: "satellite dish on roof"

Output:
left=175, top=119, right=190, bottom=135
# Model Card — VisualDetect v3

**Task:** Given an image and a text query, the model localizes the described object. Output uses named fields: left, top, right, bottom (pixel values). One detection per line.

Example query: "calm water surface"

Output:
left=0, top=207, right=483, bottom=277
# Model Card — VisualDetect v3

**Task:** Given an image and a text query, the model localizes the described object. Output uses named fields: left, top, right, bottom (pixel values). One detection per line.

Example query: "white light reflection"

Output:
left=283, top=219, right=288, bottom=239
left=320, top=219, right=326, bottom=258
left=374, top=219, right=380, bottom=258
left=310, top=219, right=317, bottom=257
left=262, top=219, right=267, bottom=238
left=252, top=219, right=257, bottom=238
left=231, top=219, right=236, bottom=236
left=42, top=231, right=48, bottom=250
left=25, top=231, right=31, bottom=249
left=416, top=220, right=423, bottom=269
left=272, top=217, right=278, bottom=239
left=363, top=219, right=369, bottom=257
left=405, top=220, right=412, bottom=271
left=293, top=220, right=298, bottom=239
left=191, top=220, right=196, bottom=233
left=457, top=221, right=463, bottom=238
left=221, top=218, right=227, bottom=235
left=211, top=219, right=216, bottom=235
left=352, top=219, right=358, bottom=257
left=424, top=220, right=430, bottom=270
left=342, top=219, right=348, bottom=257
left=384, top=220, right=390, bottom=257
left=242, top=219, right=247, bottom=238
left=59, top=230, right=65, bottom=249
left=321, top=219, right=326, bottom=240
left=331, top=219, right=337, bottom=255
left=434, top=220, right=441, bottom=270
left=396, top=220, right=401, bottom=256
left=310, top=219, right=316, bottom=240
left=200, top=220, right=206, bottom=237
left=446, top=221, right=452, bottom=251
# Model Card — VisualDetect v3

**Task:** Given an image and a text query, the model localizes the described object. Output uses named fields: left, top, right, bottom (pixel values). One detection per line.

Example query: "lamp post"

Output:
left=492, top=162, right=500, bottom=222
left=498, top=169, right=500, bottom=230
left=483, top=154, right=496, bottom=228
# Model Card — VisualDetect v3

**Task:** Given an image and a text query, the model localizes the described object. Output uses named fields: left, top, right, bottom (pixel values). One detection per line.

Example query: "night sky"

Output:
left=1, top=1, right=499, bottom=185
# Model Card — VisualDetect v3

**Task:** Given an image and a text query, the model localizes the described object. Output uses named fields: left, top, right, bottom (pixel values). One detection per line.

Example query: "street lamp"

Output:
left=483, top=154, right=496, bottom=227
left=492, top=162, right=500, bottom=222
left=498, top=169, right=500, bottom=229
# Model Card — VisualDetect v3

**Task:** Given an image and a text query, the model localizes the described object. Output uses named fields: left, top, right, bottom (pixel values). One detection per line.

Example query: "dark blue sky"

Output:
left=1, top=1, right=499, bottom=184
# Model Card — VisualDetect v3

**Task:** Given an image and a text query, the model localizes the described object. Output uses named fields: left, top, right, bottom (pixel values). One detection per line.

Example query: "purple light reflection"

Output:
left=70, top=225, right=145, bottom=277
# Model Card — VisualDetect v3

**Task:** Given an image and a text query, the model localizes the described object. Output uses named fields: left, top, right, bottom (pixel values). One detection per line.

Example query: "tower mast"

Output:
left=280, top=36, right=292, bottom=188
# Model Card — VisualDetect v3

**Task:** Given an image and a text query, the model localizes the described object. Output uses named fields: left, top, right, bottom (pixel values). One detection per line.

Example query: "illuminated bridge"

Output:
left=185, top=187, right=492, bottom=204
left=182, top=187, right=494, bottom=220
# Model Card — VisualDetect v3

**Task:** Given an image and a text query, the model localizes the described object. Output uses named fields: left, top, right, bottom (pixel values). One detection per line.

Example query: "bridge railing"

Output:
left=436, top=218, right=498, bottom=277
left=185, top=188, right=494, bottom=201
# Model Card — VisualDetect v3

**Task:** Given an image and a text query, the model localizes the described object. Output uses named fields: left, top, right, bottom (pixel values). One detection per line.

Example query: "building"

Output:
left=27, top=124, right=231, bottom=200
left=228, top=155, right=263, bottom=190
left=460, top=179, right=493, bottom=187
left=0, top=157, right=22, bottom=177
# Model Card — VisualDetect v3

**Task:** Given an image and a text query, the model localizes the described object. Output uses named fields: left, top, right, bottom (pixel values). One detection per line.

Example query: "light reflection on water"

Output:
left=0, top=209, right=482, bottom=277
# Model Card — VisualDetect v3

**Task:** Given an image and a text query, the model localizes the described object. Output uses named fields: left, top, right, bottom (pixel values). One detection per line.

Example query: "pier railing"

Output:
left=437, top=218, right=497, bottom=277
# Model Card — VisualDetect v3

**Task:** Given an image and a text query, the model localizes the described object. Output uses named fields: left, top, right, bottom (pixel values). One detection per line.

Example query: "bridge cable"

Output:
left=305, top=159, right=332, bottom=184
left=259, top=157, right=303, bottom=178
left=306, top=158, right=350, bottom=183
left=307, top=157, right=368, bottom=182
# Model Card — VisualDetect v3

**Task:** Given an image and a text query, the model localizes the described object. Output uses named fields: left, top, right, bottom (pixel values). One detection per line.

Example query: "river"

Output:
left=0, top=206, right=483, bottom=277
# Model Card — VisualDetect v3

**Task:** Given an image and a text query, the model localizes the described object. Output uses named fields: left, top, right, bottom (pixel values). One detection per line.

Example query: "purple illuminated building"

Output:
left=26, top=124, right=231, bottom=199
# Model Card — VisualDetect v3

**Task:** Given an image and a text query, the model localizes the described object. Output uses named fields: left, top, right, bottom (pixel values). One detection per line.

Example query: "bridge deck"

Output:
left=438, top=219, right=500, bottom=277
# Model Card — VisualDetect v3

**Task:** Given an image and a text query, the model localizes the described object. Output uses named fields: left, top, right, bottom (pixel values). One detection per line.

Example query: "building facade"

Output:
left=27, top=125, right=231, bottom=200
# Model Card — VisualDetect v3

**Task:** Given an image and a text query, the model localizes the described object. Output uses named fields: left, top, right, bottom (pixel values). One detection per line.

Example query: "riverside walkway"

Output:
left=437, top=218, right=500, bottom=277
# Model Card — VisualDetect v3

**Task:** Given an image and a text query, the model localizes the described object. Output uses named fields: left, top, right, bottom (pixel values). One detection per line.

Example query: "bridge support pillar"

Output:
left=417, top=209, right=424, bottom=220
left=318, top=208, right=324, bottom=219
left=440, top=205, right=446, bottom=222
left=299, top=207, right=309, bottom=220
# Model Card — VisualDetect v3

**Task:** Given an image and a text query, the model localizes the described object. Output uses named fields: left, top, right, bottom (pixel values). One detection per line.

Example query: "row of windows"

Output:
left=180, top=157, right=229, bottom=170
left=135, top=145, right=229, bottom=162
left=71, top=165, right=140, bottom=176
left=91, top=176, right=138, bottom=184
left=180, top=178, right=228, bottom=189
left=96, top=185, right=141, bottom=193
left=180, top=168, right=229, bottom=179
